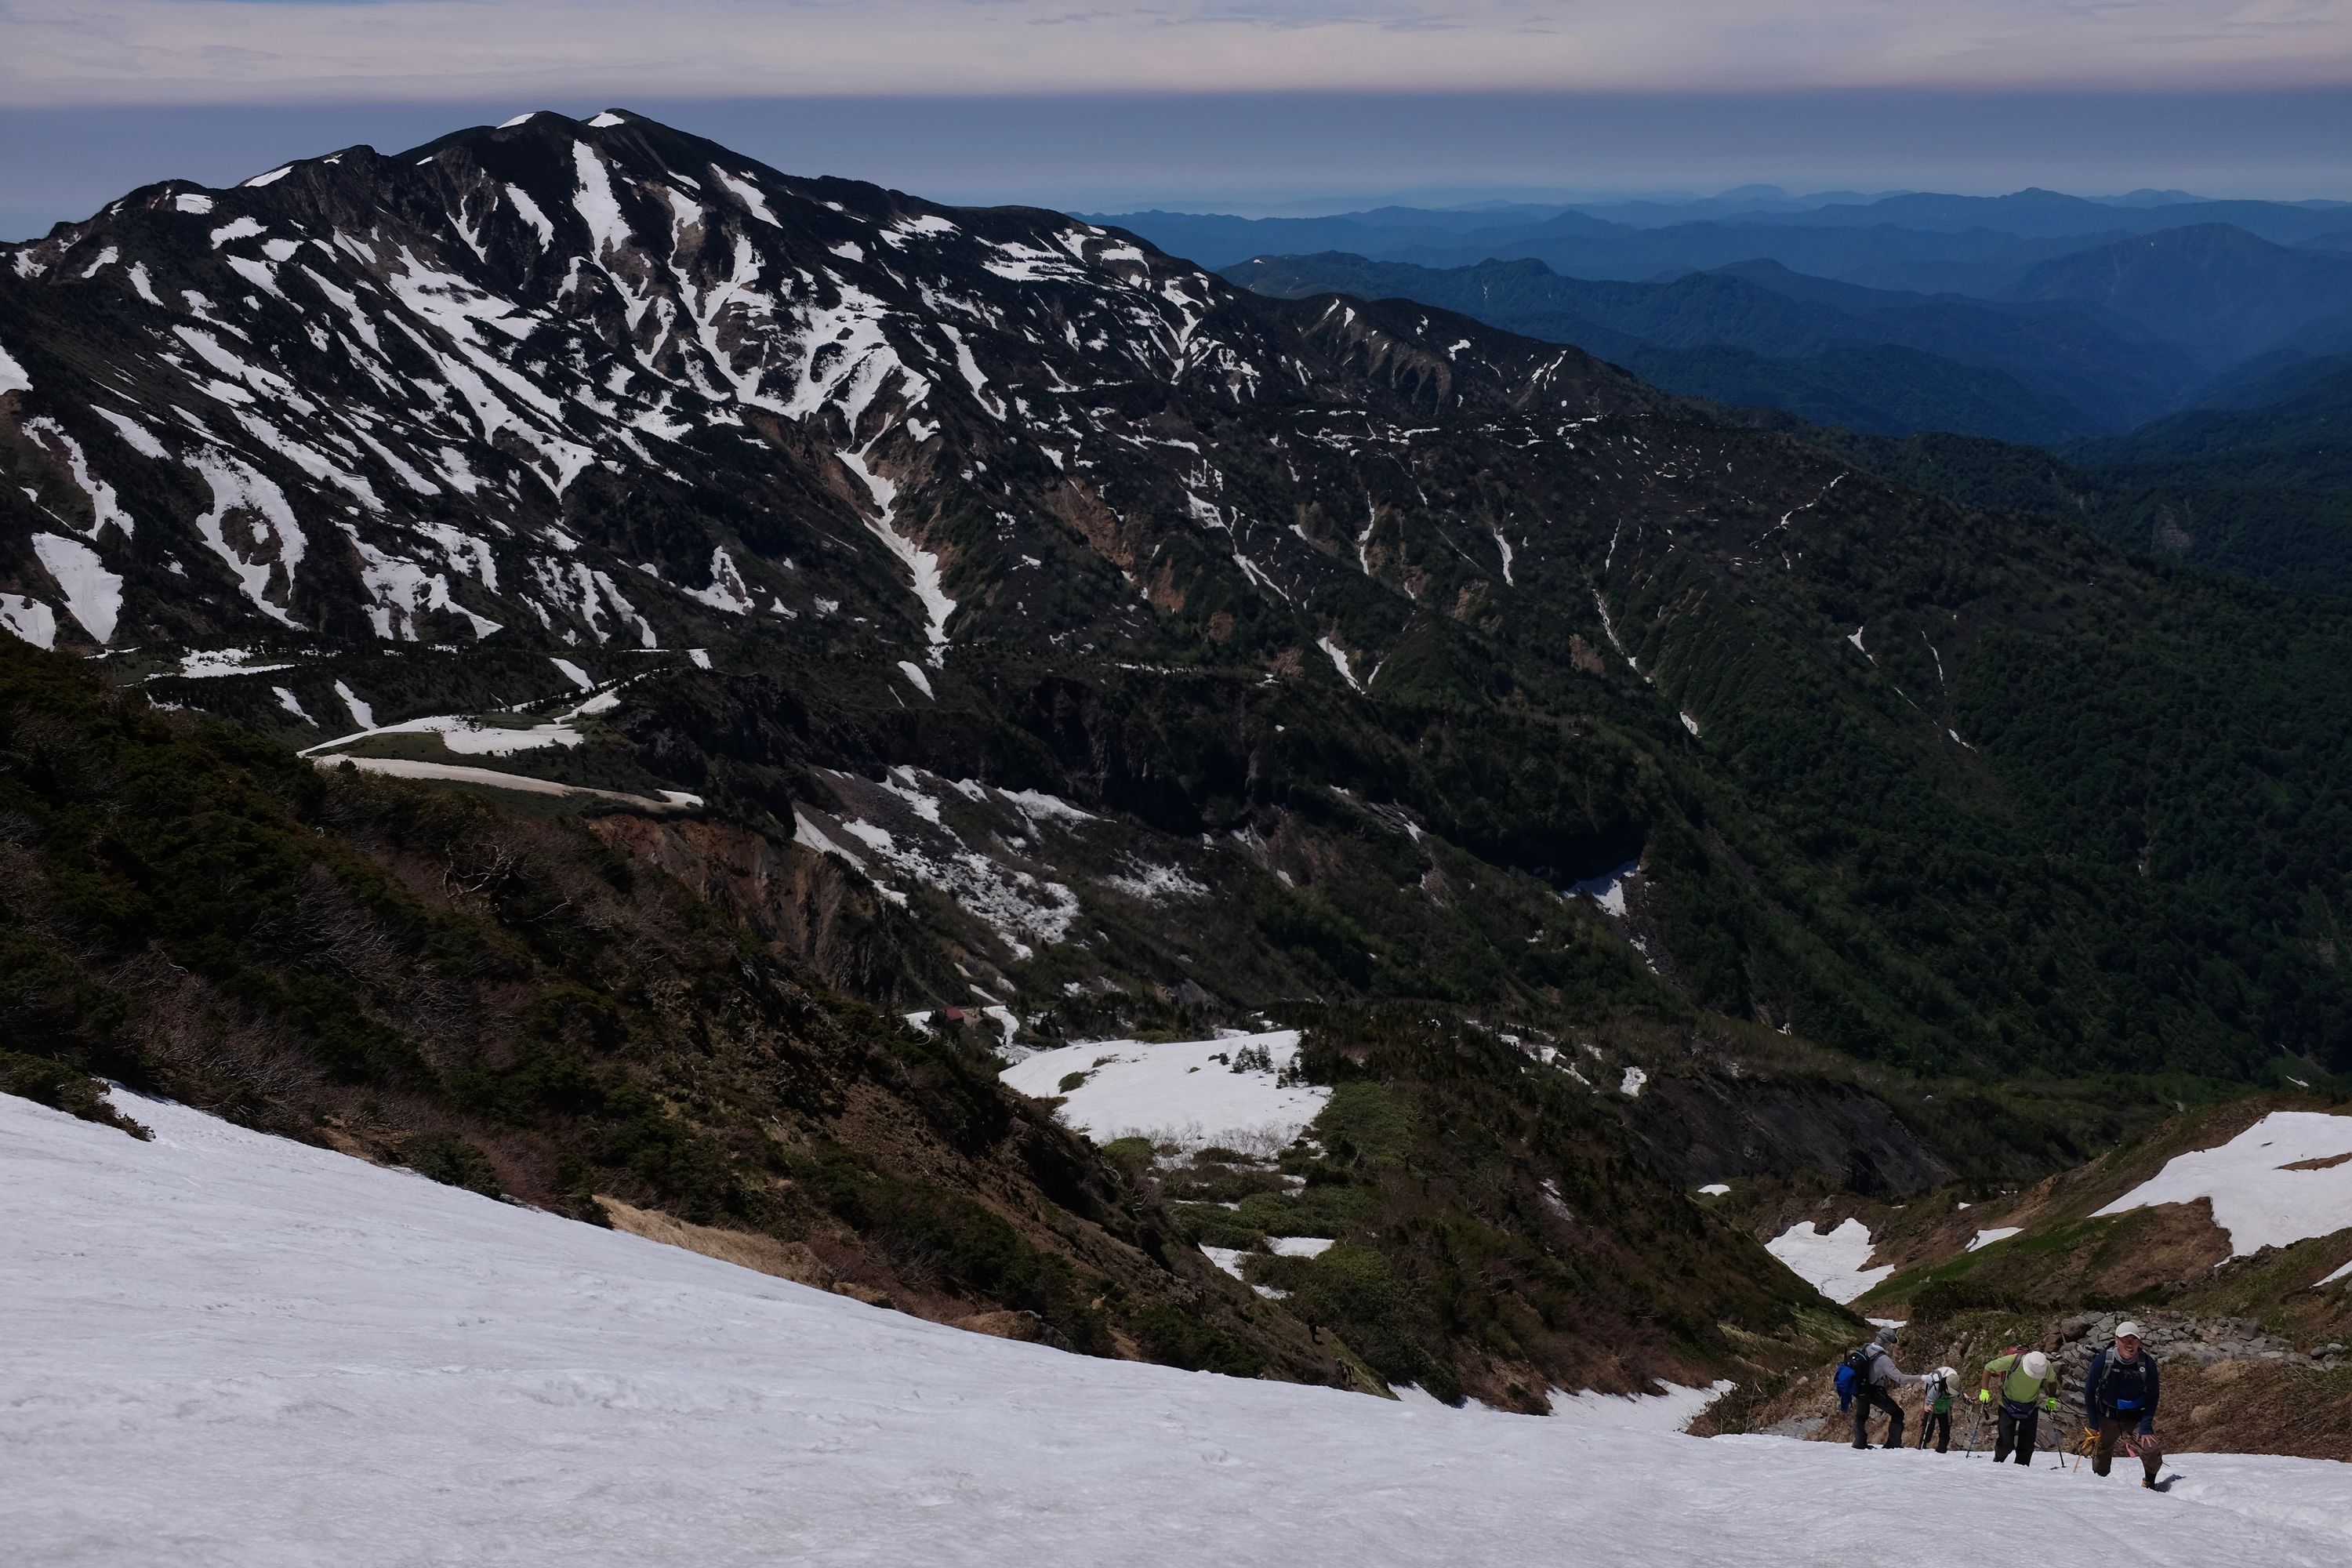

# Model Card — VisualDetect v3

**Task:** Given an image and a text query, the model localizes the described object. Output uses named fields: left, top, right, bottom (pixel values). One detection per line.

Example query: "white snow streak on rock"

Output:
left=1001, top=1030, right=1327, bottom=1151
left=792, top=809, right=868, bottom=870
left=332, top=681, right=374, bottom=729
left=2092, top=1111, right=2352, bottom=1259
left=1968, top=1227, right=2023, bottom=1253
left=31, top=533, right=123, bottom=644
left=1317, top=637, right=1363, bottom=692
left=838, top=446, right=954, bottom=666
left=310, top=754, right=686, bottom=806
left=9, top=1091, right=2352, bottom=1566
left=92, top=406, right=169, bottom=459
left=896, top=659, right=934, bottom=699
left=1766, top=1218, right=1893, bottom=1304
left=1619, top=1066, right=1648, bottom=1098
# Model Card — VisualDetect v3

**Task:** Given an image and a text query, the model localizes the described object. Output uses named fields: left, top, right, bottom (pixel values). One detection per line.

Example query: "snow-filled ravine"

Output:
left=999, top=1029, right=1328, bottom=1152
left=9, top=1092, right=2352, bottom=1567
left=1766, top=1216, right=1895, bottom=1304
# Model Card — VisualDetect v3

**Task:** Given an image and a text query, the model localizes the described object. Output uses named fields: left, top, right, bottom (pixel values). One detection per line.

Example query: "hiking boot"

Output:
left=2141, top=1476, right=2157, bottom=1490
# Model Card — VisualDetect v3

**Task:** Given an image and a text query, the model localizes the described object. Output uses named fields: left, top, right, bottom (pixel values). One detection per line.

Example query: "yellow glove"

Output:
left=2044, top=1397, right=2059, bottom=1414
left=1979, top=1389, right=1991, bottom=1403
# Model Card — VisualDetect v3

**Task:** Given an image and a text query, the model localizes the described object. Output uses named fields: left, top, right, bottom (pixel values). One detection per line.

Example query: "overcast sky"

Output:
left=5, top=2, right=2351, bottom=235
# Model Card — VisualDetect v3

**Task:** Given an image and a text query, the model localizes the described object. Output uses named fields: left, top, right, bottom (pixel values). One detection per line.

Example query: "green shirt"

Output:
left=1985, top=1353, right=2052, bottom=1407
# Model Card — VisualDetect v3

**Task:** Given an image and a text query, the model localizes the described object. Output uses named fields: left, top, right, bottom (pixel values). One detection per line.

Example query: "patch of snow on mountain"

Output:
left=273, top=686, right=316, bottom=724
left=175, top=648, right=296, bottom=679
left=243, top=165, right=294, bottom=188
left=0, top=335, right=29, bottom=396
left=996, top=786, right=1094, bottom=824
left=504, top=185, right=554, bottom=249
left=333, top=681, right=374, bottom=729
left=12, top=1090, right=2352, bottom=1565
left=1619, top=1066, right=1648, bottom=1098
left=1004, top=1030, right=1326, bottom=1152
left=1269, top=1236, right=1334, bottom=1258
left=342, top=527, right=498, bottom=641
left=24, top=418, right=136, bottom=538
left=710, top=167, right=781, bottom=227
left=1569, top=860, right=1639, bottom=918
left=681, top=546, right=755, bottom=615
left=586, top=111, right=629, bottom=128
left=792, top=809, right=869, bottom=870
left=0, top=593, right=58, bottom=649
left=172, top=192, right=214, bottom=214
left=1766, top=1218, right=1892, bottom=1305
left=1317, top=636, right=1362, bottom=692
left=1968, top=1227, right=2023, bottom=1253
left=31, top=533, right=123, bottom=644
left=840, top=811, right=1077, bottom=960
left=550, top=656, right=594, bottom=691
left=1103, top=858, right=1208, bottom=901
left=92, top=405, right=169, bottom=459
left=896, top=659, right=934, bottom=699
left=209, top=217, right=265, bottom=248
left=2092, top=1111, right=2352, bottom=1259
left=837, top=446, right=954, bottom=665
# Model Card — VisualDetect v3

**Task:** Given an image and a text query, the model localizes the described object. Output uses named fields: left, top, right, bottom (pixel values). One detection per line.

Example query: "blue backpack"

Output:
left=1835, top=1345, right=1873, bottom=1411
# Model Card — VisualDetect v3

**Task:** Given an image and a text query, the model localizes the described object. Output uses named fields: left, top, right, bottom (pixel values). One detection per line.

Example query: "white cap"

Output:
left=2114, top=1321, right=2144, bottom=1341
left=1938, top=1365, right=1958, bottom=1379
left=2022, top=1351, right=2049, bottom=1379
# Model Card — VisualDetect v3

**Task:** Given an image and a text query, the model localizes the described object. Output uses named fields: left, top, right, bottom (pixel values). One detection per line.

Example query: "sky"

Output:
left=4, top=2, right=2352, bottom=235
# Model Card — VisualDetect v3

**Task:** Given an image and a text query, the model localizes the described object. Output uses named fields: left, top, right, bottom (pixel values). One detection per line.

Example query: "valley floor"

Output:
left=5, top=1092, right=2349, bottom=1567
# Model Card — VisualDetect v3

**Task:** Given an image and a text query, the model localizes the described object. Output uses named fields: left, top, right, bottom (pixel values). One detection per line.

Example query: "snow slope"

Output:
left=1766, top=1216, right=1895, bottom=1303
left=999, top=1029, right=1328, bottom=1150
left=2092, top=1111, right=2352, bottom=1258
left=6, top=1091, right=2352, bottom=1566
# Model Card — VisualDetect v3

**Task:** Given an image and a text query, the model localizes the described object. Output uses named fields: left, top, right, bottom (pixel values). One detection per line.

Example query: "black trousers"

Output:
left=1994, top=1407, right=2039, bottom=1465
left=1852, top=1385, right=1904, bottom=1449
left=1918, top=1411, right=1951, bottom=1453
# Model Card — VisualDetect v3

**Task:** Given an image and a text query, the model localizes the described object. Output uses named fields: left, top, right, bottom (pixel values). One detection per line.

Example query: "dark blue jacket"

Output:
left=2085, top=1347, right=2160, bottom=1432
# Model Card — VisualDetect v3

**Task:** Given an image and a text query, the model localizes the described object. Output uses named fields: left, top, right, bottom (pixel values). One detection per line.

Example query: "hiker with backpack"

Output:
left=1976, top=1348, right=2060, bottom=1465
left=1840, top=1326, right=1926, bottom=1450
left=1918, top=1366, right=1958, bottom=1453
left=2084, top=1321, right=2165, bottom=1488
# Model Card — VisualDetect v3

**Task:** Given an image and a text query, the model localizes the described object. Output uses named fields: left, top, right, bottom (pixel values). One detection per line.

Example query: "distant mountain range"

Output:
left=1116, top=186, right=2352, bottom=450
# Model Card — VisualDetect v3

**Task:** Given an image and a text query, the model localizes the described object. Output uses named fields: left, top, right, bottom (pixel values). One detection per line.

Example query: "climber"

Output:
left=1918, top=1365, right=1958, bottom=1454
left=1847, top=1325, right=1926, bottom=1450
left=2085, top=1321, right=2165, bottom=1488
left=1978, top=1347, right=2060, bottom=1465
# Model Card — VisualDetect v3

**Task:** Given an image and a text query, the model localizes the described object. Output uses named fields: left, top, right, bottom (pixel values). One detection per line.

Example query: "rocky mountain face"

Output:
left=4, top=111, right=2350, bottom=1400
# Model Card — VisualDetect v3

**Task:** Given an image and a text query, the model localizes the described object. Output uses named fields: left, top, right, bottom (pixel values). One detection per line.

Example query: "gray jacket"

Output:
left=1864, top=1344, right=1926, bottom=1389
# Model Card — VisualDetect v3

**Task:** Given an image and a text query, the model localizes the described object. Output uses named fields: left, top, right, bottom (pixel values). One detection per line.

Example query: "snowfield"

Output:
left=7, top=1091, right=2352, bottom=1567
left=998, top=1029, right=1328, bottom=1150
left=1766, top=1216, right=1894, bottom=1303
left=2092, top=1110, right=2352, bottom=1261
